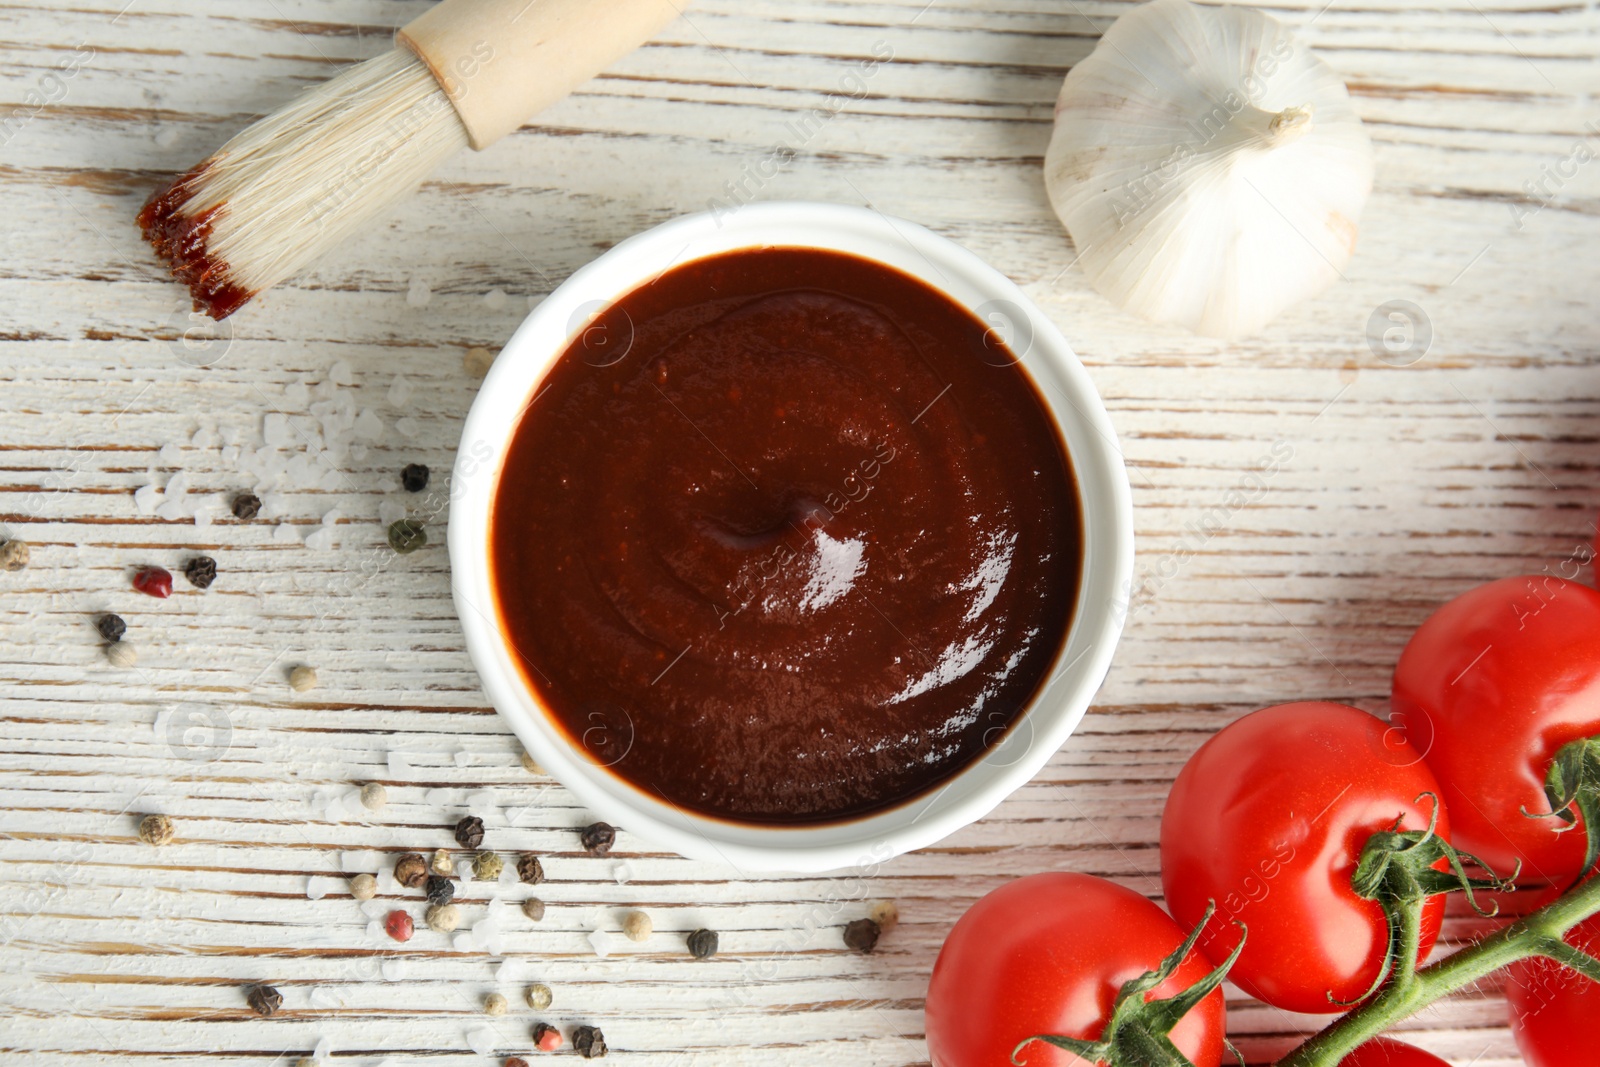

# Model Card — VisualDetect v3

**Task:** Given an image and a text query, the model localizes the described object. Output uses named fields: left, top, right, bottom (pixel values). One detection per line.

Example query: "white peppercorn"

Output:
left=288, top=665, right=318, bottom=692
left=622, top=910, right=653, bottom=942
left=869, top=899, right=899, bottom=934
left=350, top=873, right=378, bottom=901
left=138, top=813, right=174, bottom=846
left=0, top=539, right=29, bottom=571
left=526, top=982, right=552, bottom=1010
left=463, top=345, right=495, bottom=377
left=485, top=992, right=509, bottom=1016
left=473, top=851, right=504, bottom=881
left=425, top=903, right=461, bottom=933
left=359, top=782, right=388, bottom=811
left=106, top=642, right=139, bottom=668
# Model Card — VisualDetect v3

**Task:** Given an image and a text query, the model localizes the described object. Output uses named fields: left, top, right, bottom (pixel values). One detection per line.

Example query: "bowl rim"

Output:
left=448, top=200, right=1133, bottom=873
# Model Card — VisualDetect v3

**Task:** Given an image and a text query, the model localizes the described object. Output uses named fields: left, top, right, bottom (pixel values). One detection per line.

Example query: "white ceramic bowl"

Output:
left=449, top=201, right=1132, bottom=873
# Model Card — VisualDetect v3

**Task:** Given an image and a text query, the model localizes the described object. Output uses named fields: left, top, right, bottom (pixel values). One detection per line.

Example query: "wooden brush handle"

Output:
left=399, top=0, right=681, bottom=150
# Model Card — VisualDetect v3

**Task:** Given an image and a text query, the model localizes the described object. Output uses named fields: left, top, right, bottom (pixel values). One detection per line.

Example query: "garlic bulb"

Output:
left=1045, top=0, right=1374, bottom=339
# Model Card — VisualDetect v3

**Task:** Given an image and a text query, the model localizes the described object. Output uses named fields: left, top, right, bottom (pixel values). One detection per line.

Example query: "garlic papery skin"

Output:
left=1044, top=0, right=1375, bottom=339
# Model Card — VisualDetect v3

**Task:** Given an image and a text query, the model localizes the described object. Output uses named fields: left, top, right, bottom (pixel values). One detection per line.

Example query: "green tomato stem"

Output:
left=1276, top=874, right=1600, bottom=1067
left=1391, top=891, right=1423, bottom=991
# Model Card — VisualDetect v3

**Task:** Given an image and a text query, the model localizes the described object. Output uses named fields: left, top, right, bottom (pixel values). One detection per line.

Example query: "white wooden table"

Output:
left=3, top=1, right=1597, bottom=1063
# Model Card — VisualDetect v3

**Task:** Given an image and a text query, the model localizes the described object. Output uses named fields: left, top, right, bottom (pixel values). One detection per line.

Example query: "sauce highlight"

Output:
left=489, top=247, right=1081, bottom=823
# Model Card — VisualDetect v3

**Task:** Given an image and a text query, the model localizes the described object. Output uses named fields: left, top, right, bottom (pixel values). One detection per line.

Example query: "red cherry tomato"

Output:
left=1161, top=702, right=1450, bottom=1014
left=1392, top=575, right=1600, bottom=885
left=1504, top=913, right=1600, bottom=1067
left=924, top=872, right=1225, bottom=1067
left=1340, top=1037, right=1451, bottom=1066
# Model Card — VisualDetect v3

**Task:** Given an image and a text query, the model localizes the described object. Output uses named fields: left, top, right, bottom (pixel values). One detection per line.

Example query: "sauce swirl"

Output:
left=490, top=248, right=1081, bottom=823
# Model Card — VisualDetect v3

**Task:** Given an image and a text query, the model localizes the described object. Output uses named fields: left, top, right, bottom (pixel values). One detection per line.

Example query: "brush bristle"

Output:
left=139, top=48, right=469, bottom=319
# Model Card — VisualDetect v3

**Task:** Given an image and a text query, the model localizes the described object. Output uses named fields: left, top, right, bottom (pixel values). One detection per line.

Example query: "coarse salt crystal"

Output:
left=221, top=445, right=240, bottom=465
left=465, top=1027, right=495, bottom=1057
left=134, top=484, right=161, bottom=514
left=273, top=523, right=301, bottom=544
left=165, top=472, right=190, bottom=499
left=306, top=875, right=338, bottom=900
left=388, top=375, right=413, bottom=408
left=484, top=288, right=508, bottom=310
left=378, top=500, right=408, bottom=526
left=588, top=929, right=615, bottom=958
left=318, top=469, right=344, bottom=492
left=285, top=380, right=311, bottom=407
left=158, top=442, right=182, bottom=465
left=341, top=850, right=379, bottom=873
left=366, top=919, right=384, bottom=940
left=613, top=861, right=634, bottom=885
left=453, top=931, right=476, bottom=952
left=454, top=749, right=473, bottom=768
left=394, top=416, right=421, bottom=439
left=305, top=527, right=335, bottom=553
left=354, top=409, right=384, bottom=441
left=155, top=499, right=188, bottom=521
left=263, top=413, right=292, bottom=447
left=329, top=360, right=353, bottom=387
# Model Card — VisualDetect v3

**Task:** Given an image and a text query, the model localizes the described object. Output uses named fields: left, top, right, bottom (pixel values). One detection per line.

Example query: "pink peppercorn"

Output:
left=533, top=1023, right=562, bottom=1052
left=133, top=566, right=173, bottom=598
left=384, top=909, right=414, bottom=942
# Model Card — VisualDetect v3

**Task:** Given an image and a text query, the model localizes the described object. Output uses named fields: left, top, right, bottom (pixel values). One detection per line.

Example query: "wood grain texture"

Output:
left=2, top=0, right=1598, bottom=1062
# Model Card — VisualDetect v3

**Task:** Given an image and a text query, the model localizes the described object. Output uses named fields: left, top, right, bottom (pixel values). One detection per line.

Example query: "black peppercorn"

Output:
left=425, top=874, right=455, bottom=906
left=246, top=983, right=283, bottom=1017
left=184, top=555, right=217, bottom=589
left=573, top=1025, right=608, bottom=1059
left=844, top=918, right=881, bottom=954
left=394, top=852, right=428, bottom=889
left=454, top=815, right=485, bottom=849
left=516, top=853, right=545, bottom=885
left=96, top=614, right=126, bottom=642
left=401, top=463, right=430, bottom=492
left=388, top=518, right=427, bottom=554
left=231, top=492, right=262, bottom=520
left=580, top=822, right=615, bottom=855
left=686, top=928, right=718, bottom=959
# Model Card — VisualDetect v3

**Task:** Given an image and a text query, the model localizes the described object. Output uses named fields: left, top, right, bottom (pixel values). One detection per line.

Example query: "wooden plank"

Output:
left=2, top=0, right=1597, bottom=1062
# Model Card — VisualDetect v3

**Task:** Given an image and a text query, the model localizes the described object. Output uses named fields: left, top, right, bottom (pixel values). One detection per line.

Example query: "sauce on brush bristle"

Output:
left=137, top=163, right=253, bottom=320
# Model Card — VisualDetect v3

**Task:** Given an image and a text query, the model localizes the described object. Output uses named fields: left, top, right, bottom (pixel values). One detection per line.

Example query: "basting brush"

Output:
left=139, top=0, right=681, bottom=320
